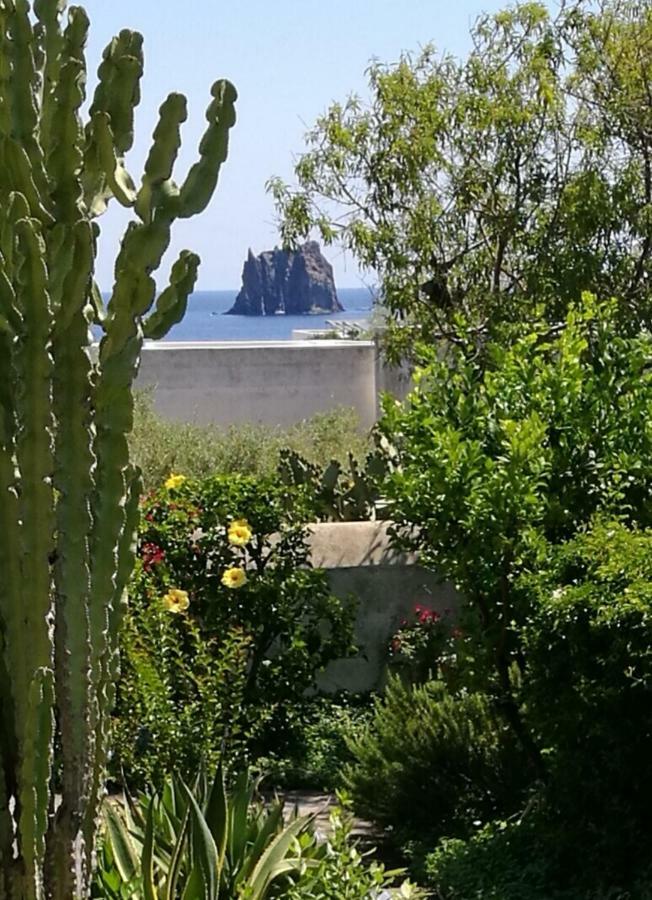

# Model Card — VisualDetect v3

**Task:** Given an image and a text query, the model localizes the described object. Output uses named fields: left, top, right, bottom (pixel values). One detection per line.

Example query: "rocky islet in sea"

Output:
left=227, top=241, right=344, bottom=316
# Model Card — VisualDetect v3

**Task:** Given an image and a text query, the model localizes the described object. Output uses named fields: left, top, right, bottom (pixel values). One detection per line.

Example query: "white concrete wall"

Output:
left=136, top=340, right=379, bottom=429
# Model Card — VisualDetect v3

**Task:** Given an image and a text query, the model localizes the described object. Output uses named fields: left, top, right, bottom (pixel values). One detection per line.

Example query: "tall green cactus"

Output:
left=0, top=1, right=237, bottom=896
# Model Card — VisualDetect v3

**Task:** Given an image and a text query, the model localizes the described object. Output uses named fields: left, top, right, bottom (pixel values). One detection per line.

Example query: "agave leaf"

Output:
left=104, top=801, right=139, bottom=883
left=180, top=778, right=220, bottom=899
left=246, top=814, right=313, bottom=900
left=204, top=761, right=228, bottom=876
left=233, top=800, right=284, bottom=886
left=228, top=770, right=254, bottom=869
left=142, top=799, right=158, bottom=900
left=164, top=799, right=191, bottom=900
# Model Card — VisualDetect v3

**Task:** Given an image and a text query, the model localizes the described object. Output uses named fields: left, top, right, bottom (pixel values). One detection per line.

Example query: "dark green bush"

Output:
left=519, top=520, right=652, bottom=877
left=422, top=817, right=559, bottom=900
left=422, top=813, right=652, bottom=900
left=344, top=676, right=527, bottom=845
left=112, top=474, right=356, bottom=785
left=261, top=694, right=373, bottom=791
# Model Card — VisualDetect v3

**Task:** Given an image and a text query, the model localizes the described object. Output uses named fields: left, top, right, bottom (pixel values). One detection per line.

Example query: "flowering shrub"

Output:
left=388, top=604, right=459, bottom=684
left=113, top=474, right=356, bottom=785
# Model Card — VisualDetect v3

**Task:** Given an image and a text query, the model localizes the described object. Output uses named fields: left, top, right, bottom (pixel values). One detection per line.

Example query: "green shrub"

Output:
left=286, top=798, right=426, bottom=899
left=422, top=817, right=558, bottom=900
left=130, top=391, right=369, bottom=490
left=422, top=814, right=652, bottom=900
left=112, top=474, right=356, bottom=785
left=261, top=694, right=373, bottom=791
left=519, top=519, right=652, bottom=878
left=344, top=677, right=527, bottom=845
left=111, top=595, right=252, bottom=787
left=381, top=297, right=652, bottom=776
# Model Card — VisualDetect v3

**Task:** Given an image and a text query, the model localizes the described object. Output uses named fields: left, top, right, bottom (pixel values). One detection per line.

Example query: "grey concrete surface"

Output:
left=136, top=340, right=379, bottom=429
left=308, top=522, right=460, bottom=693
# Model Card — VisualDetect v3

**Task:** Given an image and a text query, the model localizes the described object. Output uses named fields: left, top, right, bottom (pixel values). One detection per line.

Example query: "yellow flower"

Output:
left=228, top=518, right=253, bottom=547
left=162, top=588, right=190, bottom=614
left=165, top=473, right=186, bottom=491
left=221, top=567, right=247, bottom=590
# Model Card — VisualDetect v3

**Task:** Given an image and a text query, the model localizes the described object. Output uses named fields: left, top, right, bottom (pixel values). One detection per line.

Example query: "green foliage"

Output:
left=95, top=770, right=422, bottom=899
left=260, top=695, right=373, bottom=791
left=388, top=604, right=466, bottom=687
left=381, top=297, right=652, bottom=776
left=422, top=814, right=652, bottom=900
left=286, top=798, right=426, bottom=900
left=344, top=677, right=526, bottom=846
left=112, top=474, right=356, bottom=785
left=382, top=305, right=652, bottom=890
left=111, top=600, right=250, bottom=788
left=0, top=1, right=235, bottom=894
left=421, top=817, right=577, bottom=900
left=94, top=766, right=315, bottom=899
left=278, top=439, right=391, bottom=522
left=270, top=1, right=652, bottom=353
left=130, top=391, right=369, bottom=490
left=519, top=520, right=652, bottom=877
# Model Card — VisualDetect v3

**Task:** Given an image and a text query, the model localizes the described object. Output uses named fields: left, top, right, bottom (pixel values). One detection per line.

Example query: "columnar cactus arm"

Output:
left=0, top=260, right=20, bottom=343
left=2, top=139, right=54, bottom=224
left=91, top=112, right=137, bottom=209
left=84, top=465, right=141, bottom=862
left=178, top=79, right=237, bottom=218
left=7, top=0, right=50, bottom=205
left=13, top=216, right=55, bottom=897
left=0, top=259, right=19, bottom=891
left=88, top=30, right=142, bottom=154
left=46, top=6, right=88, bottom=224
left=0, top=192, right=31, bottom=272
left=19, top=669, right=54, bottom=900
left=49, top=220, right=95, bottom=894
left=143, top=250, right=200, bottom=339
left=34, top=0, right=67, bottom=157
left=82, top=30, right=143, bottom=216
left=0, top=6, right=12, bottom=138
left=0, top=2, right=236, bottom=892
left=135, top=92, right=187, bottom=222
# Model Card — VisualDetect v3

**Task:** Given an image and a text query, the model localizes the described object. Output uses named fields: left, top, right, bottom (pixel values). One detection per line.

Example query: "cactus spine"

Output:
left=0, top=1, right=237, bottom=896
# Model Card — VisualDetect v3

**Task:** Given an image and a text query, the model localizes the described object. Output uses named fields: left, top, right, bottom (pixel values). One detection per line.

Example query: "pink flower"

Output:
left=416, top=605, right=441, bottom=625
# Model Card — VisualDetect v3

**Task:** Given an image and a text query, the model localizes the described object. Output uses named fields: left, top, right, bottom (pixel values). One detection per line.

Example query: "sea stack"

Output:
left=227, top=241, right=343, bottom=315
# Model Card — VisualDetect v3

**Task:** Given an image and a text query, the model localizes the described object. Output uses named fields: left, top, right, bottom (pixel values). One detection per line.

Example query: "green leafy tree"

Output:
left=379, top=296, right=652, bottom=775
left=270, top=1, right=652, bottom=355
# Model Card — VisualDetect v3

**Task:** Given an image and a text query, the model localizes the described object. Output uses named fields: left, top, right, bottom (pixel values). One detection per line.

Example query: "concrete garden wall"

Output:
left=307, top=522, right=460, bottom=693
left=136, top=340, right=412, bottom=428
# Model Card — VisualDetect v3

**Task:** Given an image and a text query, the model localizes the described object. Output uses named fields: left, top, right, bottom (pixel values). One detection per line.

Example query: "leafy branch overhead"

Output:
left=269, top=0, right=652, bottom=354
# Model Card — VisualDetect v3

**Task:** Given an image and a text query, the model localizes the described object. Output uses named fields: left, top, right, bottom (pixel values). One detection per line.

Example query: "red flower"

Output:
left=416, top=605, right=441, bottom=625
left=390, top=637, right=402, bottom=653
left=142, top=542, right=165, bottom=571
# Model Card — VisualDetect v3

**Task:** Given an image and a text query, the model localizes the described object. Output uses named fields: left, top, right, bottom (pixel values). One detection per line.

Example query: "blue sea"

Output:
left=159, top=288, right=374, bottom=342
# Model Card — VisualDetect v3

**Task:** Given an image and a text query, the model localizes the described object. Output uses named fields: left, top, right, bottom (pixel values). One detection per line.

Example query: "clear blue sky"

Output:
left=81, top=0, right=551, bottom=290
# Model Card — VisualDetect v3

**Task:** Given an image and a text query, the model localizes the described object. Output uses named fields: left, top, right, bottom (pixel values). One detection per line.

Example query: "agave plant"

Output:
left=94, top=766, right=317, bottom=899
